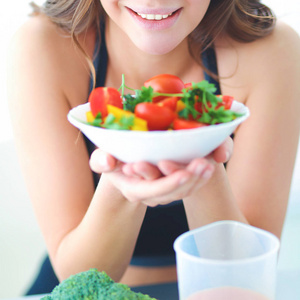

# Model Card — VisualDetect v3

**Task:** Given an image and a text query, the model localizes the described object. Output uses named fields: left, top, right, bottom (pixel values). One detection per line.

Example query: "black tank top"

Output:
left=84, top=27, right=221, bottom=266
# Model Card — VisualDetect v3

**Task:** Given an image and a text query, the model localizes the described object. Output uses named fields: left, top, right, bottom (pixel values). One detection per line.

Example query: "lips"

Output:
left=126, top=7, right=182, bottom=30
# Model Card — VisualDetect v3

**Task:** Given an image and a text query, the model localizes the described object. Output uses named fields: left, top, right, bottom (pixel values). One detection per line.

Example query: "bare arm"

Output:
left=184, top=22, right=300, bottom=238
left=8, top=13, right=298, bottom=284
left=7, top=15, right=223, bottom=282
left=7, top=16, right=147, bottom=281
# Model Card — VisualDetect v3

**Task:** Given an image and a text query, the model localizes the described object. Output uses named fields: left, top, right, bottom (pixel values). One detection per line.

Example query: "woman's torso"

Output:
left=14, top=11, right=299, bottom=287
left=82, top=24, right=224, bottom=285
left=26, top=15, right=253, bottom=286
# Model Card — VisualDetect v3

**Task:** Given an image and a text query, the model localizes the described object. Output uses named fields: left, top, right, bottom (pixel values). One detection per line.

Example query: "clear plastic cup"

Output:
left=174, top=221, right=280, bottom=300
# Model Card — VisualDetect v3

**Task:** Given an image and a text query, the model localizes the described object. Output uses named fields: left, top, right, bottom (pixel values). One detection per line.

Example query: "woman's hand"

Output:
left=211, top=136, right=233, bottom=164
left=89, top=136, right=233, bottom=206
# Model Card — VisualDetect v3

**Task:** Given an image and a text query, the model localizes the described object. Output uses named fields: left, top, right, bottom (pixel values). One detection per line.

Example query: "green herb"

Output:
left=90, top=113, right=103, bottom=127
left=87, top=111, right=135, bottom=130
left=123, top=86, right=154, bottom=112
left=197, top=105, right=241, bottom=124
left=178, top=81, right=218, bottom=120
left=119, top=75, right=244, bottom=125
left=102, top=113, right=135, bottom=130
left=119, top=75, right=154, bottom=112
left=178, top=81, right=243, bottom=124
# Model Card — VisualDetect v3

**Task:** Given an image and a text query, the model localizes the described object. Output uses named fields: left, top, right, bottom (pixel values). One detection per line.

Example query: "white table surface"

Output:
left=5, top=269, right=300, bottom=300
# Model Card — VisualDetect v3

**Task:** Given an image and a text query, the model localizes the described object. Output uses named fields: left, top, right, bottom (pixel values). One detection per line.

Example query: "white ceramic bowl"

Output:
left=67, top=101, right=249, bottom=164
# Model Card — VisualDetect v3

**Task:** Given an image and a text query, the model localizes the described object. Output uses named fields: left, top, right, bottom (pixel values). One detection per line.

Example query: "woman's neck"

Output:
left=104, top=19, right=204, bottom=90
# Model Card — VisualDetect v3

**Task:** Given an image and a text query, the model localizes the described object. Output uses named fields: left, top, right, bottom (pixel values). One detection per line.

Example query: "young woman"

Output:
left=7, top=0, right=300, bottom=295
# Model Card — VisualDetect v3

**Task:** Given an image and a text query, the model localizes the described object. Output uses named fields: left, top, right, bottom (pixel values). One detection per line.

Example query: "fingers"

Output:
left=90, top=150, right=216, bottom=207
left=112, top=158, right=215, bottom=207
left=113, top=169, right=193, bottom=205
left=212, top=136, right=234, bottom=163
left=90, top=150, right=163, bottom=180
left=157, top=160, right=186, bottom=176
left=122, top=162, right=162, bottom=180
left=89, top=149, right=118, bottom=173
left=158, top=158, right=211, bottom=176
left=185, top=162, right=215, bottom=196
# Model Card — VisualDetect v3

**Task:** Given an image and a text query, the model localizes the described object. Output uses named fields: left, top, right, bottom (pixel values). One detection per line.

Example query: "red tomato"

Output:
left=184, top=82, right=192, bottom=89
left=194, top=102, right=206, bottom=115
left=194, top=95, right=233, bottom=117
left=221, top=95, right=234, bottom=110
left=144, top=74, right=185, bottom=103
left=135, top=103, right=176, bottom=131
left=173, top=118, right=207, bottom=130
left=88, top=87, right=123, bottom=117
left=157, top=97, right=178, bottom=111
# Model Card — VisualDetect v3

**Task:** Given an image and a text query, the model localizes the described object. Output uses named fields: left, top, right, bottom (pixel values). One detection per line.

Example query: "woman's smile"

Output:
left=101, top=0, right=211, bottom=55
left=125, top=7, right=182, bottom=30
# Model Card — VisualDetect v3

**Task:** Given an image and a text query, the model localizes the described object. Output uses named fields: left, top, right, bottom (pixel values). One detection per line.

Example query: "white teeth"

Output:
left=137, top=13, right=171, bottom=20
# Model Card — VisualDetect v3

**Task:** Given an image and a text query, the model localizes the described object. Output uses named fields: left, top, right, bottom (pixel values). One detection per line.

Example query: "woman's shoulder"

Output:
left=216, top=21, right=300, bottom=99
left=10, top=14, right=71, bottom=62
left=8, top=14, right=96, bottom=105
left=237, top=20, right=300, bottom=65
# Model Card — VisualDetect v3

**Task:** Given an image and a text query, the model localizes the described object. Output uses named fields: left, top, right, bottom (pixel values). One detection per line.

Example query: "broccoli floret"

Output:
left=42, top=268, right=157, bottom=300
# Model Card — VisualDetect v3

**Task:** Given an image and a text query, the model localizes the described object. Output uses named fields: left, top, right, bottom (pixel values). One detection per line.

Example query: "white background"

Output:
left=0, top=1, right=299, bottom=299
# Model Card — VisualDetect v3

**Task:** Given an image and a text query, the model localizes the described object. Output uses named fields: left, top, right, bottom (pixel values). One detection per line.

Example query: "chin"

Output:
left=134, top=38, right=182, bottom=56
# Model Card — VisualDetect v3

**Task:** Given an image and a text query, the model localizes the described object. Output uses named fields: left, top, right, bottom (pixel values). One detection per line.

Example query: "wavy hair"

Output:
left=30, top=0, right=276, bottom=84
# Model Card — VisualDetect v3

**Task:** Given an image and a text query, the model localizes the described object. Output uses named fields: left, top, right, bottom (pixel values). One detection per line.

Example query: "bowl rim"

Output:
left=67, top=101, right=250, bottom=138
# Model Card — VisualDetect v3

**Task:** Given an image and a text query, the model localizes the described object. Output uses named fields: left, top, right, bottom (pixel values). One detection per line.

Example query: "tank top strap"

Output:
left=201, top=46, right=221, bottom=95
left=89, top=24, right=108, bottom=92
left=85, top=25, right=109, bottom=188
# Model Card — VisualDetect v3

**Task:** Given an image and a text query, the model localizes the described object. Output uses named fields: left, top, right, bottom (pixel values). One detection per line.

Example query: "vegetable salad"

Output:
left=86, top=74, right=243, bottom=131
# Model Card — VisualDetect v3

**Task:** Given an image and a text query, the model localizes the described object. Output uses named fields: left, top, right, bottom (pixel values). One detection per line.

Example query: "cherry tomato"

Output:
left=221, top=95, right=234, bottom=110
left=157, top=97, right=178, bottom=111
left=89, top=87, right=123, bottom=118
left=194, top=102, right=206, bottom=115
left=193, top=95, right=233, bottom=118
left=173, top=118, right=207, bottom=130
left=135, top=103, right=176, bottom=131
left=144, top=74, right=185, bottom=103
left=184, top=82, right=192, bottom=89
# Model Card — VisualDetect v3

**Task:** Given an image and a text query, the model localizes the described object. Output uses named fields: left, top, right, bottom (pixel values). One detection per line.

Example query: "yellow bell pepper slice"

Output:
left=176, top=100, right=186, bottom=112
left=86, top=111, right=95, bottom=123
left=107, top=105, right=148, bottom=131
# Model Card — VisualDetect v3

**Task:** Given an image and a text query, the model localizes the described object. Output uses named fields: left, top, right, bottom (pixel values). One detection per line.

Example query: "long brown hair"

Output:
left=190, top=0, right=275, bottom=53
left=31, top=0, right=275, bottom=82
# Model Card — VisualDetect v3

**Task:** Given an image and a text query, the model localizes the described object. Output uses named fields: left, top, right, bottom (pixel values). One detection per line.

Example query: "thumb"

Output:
left=89, top=148, right=118, bottom=173
left=212, top=136, right=234, bottom=163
